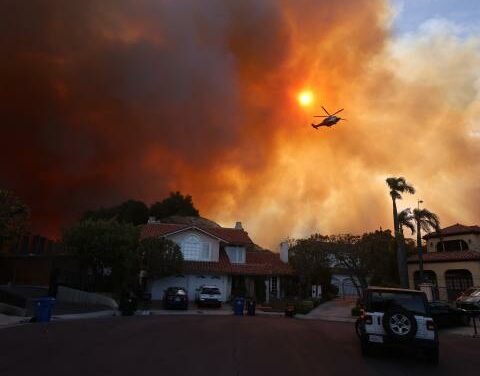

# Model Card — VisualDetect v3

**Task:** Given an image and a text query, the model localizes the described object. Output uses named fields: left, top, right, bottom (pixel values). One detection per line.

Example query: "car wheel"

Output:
left=382, top=308, right=417, bottom=342
left=426, top=346, right=439, bottom=365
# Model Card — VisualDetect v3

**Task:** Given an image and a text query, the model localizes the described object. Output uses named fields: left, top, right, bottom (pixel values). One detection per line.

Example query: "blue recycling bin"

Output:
left=233, top=297, right=245, bottom=316
left=34, top=297, right=56, bottom=322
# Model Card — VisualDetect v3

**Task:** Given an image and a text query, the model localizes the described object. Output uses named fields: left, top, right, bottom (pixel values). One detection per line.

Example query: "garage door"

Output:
left=150, top=275, right=187, bottom=300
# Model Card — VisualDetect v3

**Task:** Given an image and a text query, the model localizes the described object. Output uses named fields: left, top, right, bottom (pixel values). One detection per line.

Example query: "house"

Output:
left=407, top=223, right=480, bottom=300
left=278, top=241, right=361, bottom=298
left=141, top=218, right=294, bottom=303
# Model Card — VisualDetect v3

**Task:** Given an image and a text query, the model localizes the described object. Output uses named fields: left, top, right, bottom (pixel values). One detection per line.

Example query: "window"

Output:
left=436, top=239, right=469, bottom=252
left=366, top=291, right=427, bottom=315
left=226, top=246, right=245, bottom=263
left=445, top=269, right=473, bottom=300
left=270, top=277, right=278, bottom=295
left=181, top=235, right=211, bottom=261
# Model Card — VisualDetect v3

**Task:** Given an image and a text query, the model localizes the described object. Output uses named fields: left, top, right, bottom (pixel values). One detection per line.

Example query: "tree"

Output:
left=412, top=208, right=441, bottom=283
left=0, top=189, right=30, bottom=249
left=398, top=208, right=415, bottom=236
left=150, top=191, right=199, bottom=219
left=63, top=219, right=140, bottom=294
left=138, top=237, right=183, bottom=282
left=82, top=200, right=149, bottom=225
left=386, top=177, right=415, bottom=288
left=317, top=231, right=399, bottom=293
left=289, top=234, right=333, bottom=298
left=356, top=230, right=398, bottom=287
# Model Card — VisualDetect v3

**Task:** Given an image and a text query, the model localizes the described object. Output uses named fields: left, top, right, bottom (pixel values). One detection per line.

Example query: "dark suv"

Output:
left=456, top=287, right=480, bottom=311
left=356, top=287, right=439, bottom=364
left=163, top=287, right=188, bottom=310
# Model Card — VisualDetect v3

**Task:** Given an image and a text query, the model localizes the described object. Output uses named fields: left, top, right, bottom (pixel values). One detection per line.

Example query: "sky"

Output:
left=0, top=0, right=479, bottom=250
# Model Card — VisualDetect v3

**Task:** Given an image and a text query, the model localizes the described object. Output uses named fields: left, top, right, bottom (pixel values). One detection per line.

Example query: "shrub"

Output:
left=295, top=300, right=315, bottom=314
left=351, top=306, right=362, bottom=317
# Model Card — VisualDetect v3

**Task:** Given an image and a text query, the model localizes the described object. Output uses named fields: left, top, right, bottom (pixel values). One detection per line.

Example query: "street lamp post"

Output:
left=416, top=200, right=425, bottom=283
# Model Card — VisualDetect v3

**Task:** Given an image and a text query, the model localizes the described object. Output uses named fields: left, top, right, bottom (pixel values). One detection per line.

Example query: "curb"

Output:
left=150, top=309, right=232, bottom=316
left=52, top=310, right=119, bottom=321
left=296, top=315, right=356, bottom=323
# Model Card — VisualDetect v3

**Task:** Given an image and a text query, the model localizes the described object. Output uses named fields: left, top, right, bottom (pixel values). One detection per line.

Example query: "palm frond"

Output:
left=413, top=208, right=441, bottom=234
left=386, top=177, right=399, bottom=190
left=390, top=190, right=402, bottom=200
left=398, top=208, right=415, bottom=235
left=386, top=176, right=415, bottom=195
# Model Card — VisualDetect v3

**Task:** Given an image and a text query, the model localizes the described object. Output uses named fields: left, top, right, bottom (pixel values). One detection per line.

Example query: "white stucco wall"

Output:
left=168, top=229, right=220, bottom=262
left=427, top=234, right=480, bottom=252
left=150, top=274, right=230, bottom=302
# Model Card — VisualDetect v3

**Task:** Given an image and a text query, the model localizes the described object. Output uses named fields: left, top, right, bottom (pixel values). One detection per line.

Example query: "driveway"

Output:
left=303, top=297, right=357, bottom=321
left=0, top=316, right=479, bottom=376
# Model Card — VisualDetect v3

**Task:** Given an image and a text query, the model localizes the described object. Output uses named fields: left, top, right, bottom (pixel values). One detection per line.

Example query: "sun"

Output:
left=297, top=90, right=314, bottom=107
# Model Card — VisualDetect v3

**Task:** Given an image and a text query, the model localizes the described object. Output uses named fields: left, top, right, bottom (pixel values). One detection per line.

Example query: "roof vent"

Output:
left=147, top=216, right=157, bottom=224
left=235, top=221, right=243, bottom=230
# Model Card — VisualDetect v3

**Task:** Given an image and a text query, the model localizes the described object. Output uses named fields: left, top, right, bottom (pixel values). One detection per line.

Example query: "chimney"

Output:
left=280, top=241, right=290, bottom=263
left=148, top=216, right=157, bottom=224
left=235, top=221, right=243, bottom=230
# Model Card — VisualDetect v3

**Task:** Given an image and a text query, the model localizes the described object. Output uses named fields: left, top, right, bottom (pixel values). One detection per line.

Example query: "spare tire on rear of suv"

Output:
left=382, top=308, right=417, bottom=342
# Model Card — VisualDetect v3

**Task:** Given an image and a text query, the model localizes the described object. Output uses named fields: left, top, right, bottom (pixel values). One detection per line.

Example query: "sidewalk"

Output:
left=0, top=313, right=27, bottom=328
left=299, top=297, right=357, bottom=322
left=441, top=325, right=480, bottom=338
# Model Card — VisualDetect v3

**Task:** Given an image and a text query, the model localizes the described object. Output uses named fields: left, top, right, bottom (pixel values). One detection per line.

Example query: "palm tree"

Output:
left=386, top=177, right=415, bottom=288
left=398, top=208, right=415, bottom=236
left=413, top=208, right=440, bottom=283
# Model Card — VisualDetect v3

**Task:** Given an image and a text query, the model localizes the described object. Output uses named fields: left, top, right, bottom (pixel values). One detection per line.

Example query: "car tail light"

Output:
left=427, top=320, right=436, bottom=331
left=364, top=315, right=373, bottom=325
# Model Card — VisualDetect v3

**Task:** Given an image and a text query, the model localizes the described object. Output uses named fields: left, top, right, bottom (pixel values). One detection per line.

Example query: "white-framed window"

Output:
left=181, top=234, right=211, bottom=261
left=225, top=246, right=245, bottom=263
left=270, top=276, right=278, bottom=295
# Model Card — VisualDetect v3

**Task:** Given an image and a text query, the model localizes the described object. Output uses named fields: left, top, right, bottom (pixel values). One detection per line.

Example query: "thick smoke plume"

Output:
left=1, top=1, right=479, bottom=249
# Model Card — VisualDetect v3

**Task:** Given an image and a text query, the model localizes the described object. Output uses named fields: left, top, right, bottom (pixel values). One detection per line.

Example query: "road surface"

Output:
left=1, top=315, right=479, bottom=375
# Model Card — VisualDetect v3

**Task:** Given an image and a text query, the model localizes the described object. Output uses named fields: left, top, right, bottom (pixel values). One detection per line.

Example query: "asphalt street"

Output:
left=1, top=315, right=479, bottom=376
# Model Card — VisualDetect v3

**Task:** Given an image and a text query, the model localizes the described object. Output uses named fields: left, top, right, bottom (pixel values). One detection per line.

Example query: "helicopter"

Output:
left=311, top=106, right=346, bottom=129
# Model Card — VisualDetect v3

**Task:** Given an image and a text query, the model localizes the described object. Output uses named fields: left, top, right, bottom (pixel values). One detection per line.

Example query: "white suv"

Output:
left=196, top=285, right=222, bottom=308
left=356, top=287, right=439, bottom=364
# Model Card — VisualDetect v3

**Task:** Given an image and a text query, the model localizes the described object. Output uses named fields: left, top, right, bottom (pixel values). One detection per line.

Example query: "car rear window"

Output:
left=167, top=288, right=186, bottom=295
left=367, top=291, right=427, bottom=315
left=202, top=288, right=220, bottom=295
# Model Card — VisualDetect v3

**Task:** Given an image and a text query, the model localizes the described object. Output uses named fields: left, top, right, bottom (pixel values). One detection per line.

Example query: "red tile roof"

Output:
left=141, top=222, right=293, bottom=276
left=424, top=223, right=480, bottom=239
left=183, top=249, right=294, bottom=276
left=141, top=223, right=253, bottom=245
left=407, top=250, right=480, bottom=263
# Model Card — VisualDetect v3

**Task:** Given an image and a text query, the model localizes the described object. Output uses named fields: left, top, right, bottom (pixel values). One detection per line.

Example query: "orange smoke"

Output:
left=0, top=1, right=479, bottom=248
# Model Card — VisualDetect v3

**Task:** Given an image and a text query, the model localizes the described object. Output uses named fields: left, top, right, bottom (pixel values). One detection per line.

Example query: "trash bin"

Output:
left=233, top=297, right=245, bottom=316
left=246, top=299, right=256, bottom=316
left=34, top=297, right=56, bottom=323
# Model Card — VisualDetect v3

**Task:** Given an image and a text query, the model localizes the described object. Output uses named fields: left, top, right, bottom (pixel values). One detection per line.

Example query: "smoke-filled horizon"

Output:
left=1, top=0, right=479, bottom=249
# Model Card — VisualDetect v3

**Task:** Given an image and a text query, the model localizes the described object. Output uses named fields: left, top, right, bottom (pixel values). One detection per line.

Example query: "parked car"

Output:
left=196, top=285, right=222, bottom=308
left=429, top=300, right=470, bottom=327
left=356, top=287, right=439, bottom=364
left=456, top=287, right=480, bottom=311
left=163, top=287, right=188, bottom=310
